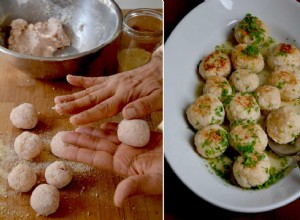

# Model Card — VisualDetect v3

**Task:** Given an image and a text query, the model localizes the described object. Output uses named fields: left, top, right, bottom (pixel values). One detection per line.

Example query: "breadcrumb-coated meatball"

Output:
left=254, top=85, right=281, bottom=112
left=186, top=94, right=225, bottom=130
left=233, top=152, right=270, bottom=188
left=229, top=69, right=259, bottom=92
left=198, top=50, right=231, bottom=80
left=225, top=92, right=260, bottom=122
left=8, top=164, right=37, bottom=192
left=234, top=13, right=269, bottom=46
left=231, top=44, right=264, bottom=73
left=229, top=123, right=268, bottom=154
left=267, top=43, right=300, bottom=70
left=10, top=103, right=38, bottom=129
left=194, top=124, right=229, bottom=158
left=203, top=76, right=233, bottom=102
left=14, top=131, right=42, bottom=160
left=269, top=68, right=300, bottom=101
left=266, top=105, right=300, bottom=144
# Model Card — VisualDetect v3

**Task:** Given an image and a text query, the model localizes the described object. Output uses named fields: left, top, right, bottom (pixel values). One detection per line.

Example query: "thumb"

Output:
left=122, top=92, right=162, bottom=119
left=114, top=174, right=162, bottom=207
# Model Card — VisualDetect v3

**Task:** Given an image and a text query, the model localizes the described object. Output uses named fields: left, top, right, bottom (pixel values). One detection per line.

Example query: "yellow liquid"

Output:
left=117, top=48, right=151, bottom=72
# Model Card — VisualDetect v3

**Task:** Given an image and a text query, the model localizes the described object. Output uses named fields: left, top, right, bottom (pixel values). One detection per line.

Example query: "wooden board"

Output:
left=0, top=53, right=162, bottom=219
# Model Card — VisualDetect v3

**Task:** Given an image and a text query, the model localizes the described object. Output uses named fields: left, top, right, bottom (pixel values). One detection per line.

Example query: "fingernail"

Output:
left=124, top=108, right=137, bottom=119
left=70, top=116, right=78, bottom=124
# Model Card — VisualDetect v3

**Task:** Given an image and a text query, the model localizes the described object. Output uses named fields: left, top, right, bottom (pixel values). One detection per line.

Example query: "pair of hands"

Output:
left=53, top=50, right=163, bottom=207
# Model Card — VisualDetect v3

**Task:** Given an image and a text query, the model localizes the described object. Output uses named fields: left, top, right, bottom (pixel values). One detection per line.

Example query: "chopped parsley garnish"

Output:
left=242, top=45, right=259, bottom=57
left=236, top=140, right=256, bottom=155
left=276, top=51, right=288, bottom=57
left=239, top=13, right=265, bottom=45
left=276, top=81, right=285, bottom=89
left=262, top=37, right=275, bottom=48
left=242, top=151, right=265, bottom=168
left=215, top=106, right=224, bottom=117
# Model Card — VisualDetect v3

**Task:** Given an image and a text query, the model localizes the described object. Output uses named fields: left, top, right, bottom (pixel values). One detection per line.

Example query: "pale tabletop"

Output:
left=0, top=29, right=162, bottom=220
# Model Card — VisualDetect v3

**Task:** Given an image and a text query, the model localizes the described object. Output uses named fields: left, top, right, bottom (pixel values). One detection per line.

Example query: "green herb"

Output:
left=236, top=140, right=256, bottom=155
left=201, top=139, right=212, bottom=149
left=215, top=106, right=224, bottom=117
left=242, top=45, right=259, bottom=57
left=221, top=89, right=229, bottom=100
left=276, top=51, right=288, bottom=57
left=262, top=37, right=275, bottom=48
left=217, top=129, right=229, bottom=148
left=276, top=81, right=285, bottom=89
left=239, top=13, right=265, bottom=45
left=223, top=95, right=233, bottom=105
left=242, top=151, right=264, bottom=167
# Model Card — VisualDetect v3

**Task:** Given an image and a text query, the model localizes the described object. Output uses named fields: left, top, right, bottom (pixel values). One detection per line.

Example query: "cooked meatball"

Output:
left=203, top=76, right=233, bottom=102
left=233, top=152, right=270, bottom=188
left=229, top=123, right=268, bottom=154
left=194, top=124, right=229, bottom=158
left=198, top=50, right=231, bottom=80
left=254, top=85, right=281, bottom=112
left=267, top=43, right=300, bottom=70
left=186, top=94, right=225, bottom=130
left=269, top=68, right=300, bottom=101
left=234, top=13, right=269, bottom=46
left=231, top=44, right=264, bottom=73
left=229, top=69, right=259, bottom=92
left=266, top=105, right=300, bottom=144
left=225, top=92, right=260, bottom=122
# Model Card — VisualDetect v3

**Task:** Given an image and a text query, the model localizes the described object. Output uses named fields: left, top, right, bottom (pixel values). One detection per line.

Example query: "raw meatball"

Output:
left=254, top=85, right=281, bottom=112
left=203, top=76, right=233, bottom=102
left=267, top=43, right=300, bottom=70
left=10, top=103, right=38, bottom=129
left=266, top=105, right=300, bottom=144
left=198, top=50, right=231, bottom=80
left=30, top=184, right=60, bottom=216
left=7, top=164, right=37, bottom=192
left=117, top=119, right=150, bottom=147
left=50, top=131, right=70, bottom=157
left=45, top=161, right=73, bottom=189
left=231, top=44, right=264, bottom=73
left=229, top=123, right=268, bottom=154
left=233, top=152, right=270, bottom=188
left=186, top=94, right=225, bottom=130
left=269, top=68, right=300, bottom=101
left=14, top=131, right=42, bottom=160
left=225, top=92, right=260, bottom=122
left=234, top=13, right=269, bottom=46
left=229, top=69, right=259, bottom=92
left=194, top=124, right=229, bottom=158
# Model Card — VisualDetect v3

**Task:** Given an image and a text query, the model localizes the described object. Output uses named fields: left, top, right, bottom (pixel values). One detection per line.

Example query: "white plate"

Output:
left=164, top=0, right=300, bottom=213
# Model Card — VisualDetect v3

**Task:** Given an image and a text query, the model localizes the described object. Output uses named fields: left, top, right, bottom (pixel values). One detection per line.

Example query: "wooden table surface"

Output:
left=0, top=10, right=162, bottom=220
left=164, top=0, right=300, bottom=219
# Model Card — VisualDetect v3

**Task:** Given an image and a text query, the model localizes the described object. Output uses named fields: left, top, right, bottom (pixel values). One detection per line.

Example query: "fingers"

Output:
left=59, top=146, right=114, bottom=171
left=69, top=96, right=123, bottom=125
left=54, top=75, right=108, bottom=105
left=66, top=74, right=107, bottom=88
left=75, top=126, right=120, bottom=144
left=54, top=88, right=99, bottom=105
left=62, top=131, right=118, bottom=154
left=122, top=90, right=162, bottom=119
left=114, top=174, right=162, bottom=207
left=54, top=88, right=112, bottom=115
left=100, top=122, right=118, bottom=131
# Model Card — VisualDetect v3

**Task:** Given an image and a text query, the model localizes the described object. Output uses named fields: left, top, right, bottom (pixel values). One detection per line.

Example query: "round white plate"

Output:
left=164, top=0, right=300, bottom=213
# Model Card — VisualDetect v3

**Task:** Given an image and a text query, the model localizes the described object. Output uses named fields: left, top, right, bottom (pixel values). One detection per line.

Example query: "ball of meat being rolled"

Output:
left=117, top=119, right=150, bottom=147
